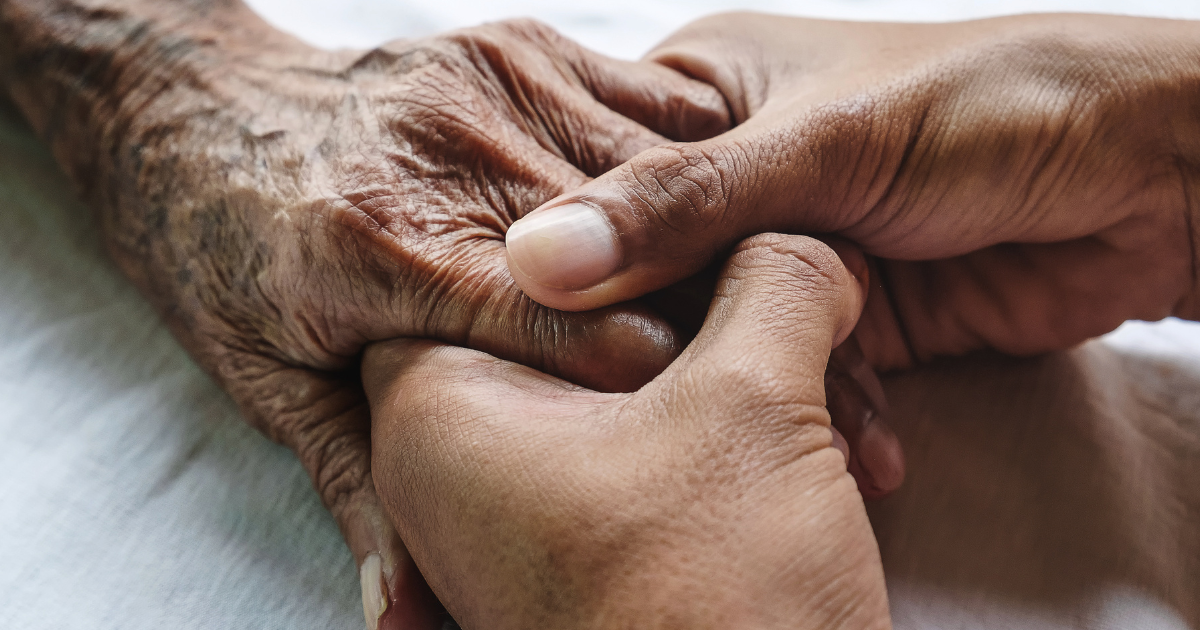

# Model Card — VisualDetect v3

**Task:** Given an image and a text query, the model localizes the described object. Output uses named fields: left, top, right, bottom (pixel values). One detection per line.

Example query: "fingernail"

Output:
left=360, top=553, right=388, bottom=630
left=826, top=369, right=905, bottom=498
left=506, top=203, right=620, bottom=290
left=858, top=420, right=905, bottom=497
left=830, top=427, right=850, bottom=465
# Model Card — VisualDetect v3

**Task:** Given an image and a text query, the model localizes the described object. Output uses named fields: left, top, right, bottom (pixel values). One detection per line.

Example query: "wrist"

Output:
left=0, top=1, right=327, bottom=330
left=0, top=0, right=308, bottom=196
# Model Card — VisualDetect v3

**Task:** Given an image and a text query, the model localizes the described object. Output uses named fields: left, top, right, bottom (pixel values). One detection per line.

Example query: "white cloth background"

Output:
left=1, top=1, right=1197, bottom=629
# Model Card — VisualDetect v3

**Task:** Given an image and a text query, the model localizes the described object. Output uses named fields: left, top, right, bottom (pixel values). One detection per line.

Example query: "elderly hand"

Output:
left=364, top=234, right=891, bottom=630
left=506, top=12, right=1200, bottom=370
left=1, top=1, right=730, bottom=626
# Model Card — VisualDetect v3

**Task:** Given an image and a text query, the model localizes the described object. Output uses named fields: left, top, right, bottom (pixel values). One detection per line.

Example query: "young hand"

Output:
left=506, top=12, right=1200, bottom=370
left=365, top=234, right=892, bottom=630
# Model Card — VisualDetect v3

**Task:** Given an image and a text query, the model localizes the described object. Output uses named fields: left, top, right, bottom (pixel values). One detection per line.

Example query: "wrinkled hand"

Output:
left=365, top=234, right=891, bottom=630
left=506, top=12, right=1200, bottom=370
left=1, top=2, right=730, bottom=626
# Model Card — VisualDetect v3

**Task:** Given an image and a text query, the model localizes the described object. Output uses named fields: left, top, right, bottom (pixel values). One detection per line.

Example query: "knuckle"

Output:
left=720, top=235, right=858, bottom=331
left=344, top=36, right=472, bottom=85
left=617, top=142, right=739, bottom=235
left=441, top=25, right=509, bottom=66
left=730, top=234, right=849, bottom=292
left=491, top=17, right=557, bottom=41
left=446, top=18, right=558, bottom=59
left=431, top=251, right=520, bottom=343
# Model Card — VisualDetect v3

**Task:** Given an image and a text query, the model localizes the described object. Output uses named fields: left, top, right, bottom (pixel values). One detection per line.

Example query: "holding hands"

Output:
left=8, top=2, right=1200, bottom=627
left=364, top=234, right=890, bottom=630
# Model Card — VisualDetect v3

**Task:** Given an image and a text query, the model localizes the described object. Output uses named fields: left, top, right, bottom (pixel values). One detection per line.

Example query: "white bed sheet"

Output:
left=1, top=1, right=1197, bottom=628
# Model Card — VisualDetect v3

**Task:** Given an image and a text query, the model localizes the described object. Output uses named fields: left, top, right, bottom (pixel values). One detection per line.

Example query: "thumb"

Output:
left=657, top=232, right=904, bottom=500
left=505, top=118, right=851, bottom=311
left=663, top=233, right=867, bottom=428
left=643, top=232, right=891, bottom=629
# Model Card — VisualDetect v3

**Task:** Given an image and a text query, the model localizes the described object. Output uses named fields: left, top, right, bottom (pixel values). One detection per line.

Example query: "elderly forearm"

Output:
left=0, top=0, right=302, bottom=185
left=0, top=0, right=332, bottom=343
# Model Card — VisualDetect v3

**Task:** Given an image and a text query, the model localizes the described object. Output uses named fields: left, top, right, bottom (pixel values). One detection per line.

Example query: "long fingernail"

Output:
left=361, top=553, right=389, bottom=630
left=506, top=203, right=620, bottom=290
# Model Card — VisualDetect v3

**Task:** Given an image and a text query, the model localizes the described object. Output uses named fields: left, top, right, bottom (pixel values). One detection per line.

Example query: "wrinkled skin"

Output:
left=364, top=234, right=892, bottom=630
left=506, top=12, right=1200, bottom=370
left=0, top=1, right=732, bottom=625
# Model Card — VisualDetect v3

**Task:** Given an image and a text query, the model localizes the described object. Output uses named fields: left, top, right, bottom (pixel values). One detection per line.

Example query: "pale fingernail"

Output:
left=506, top=203, right=620, bottom=290
left=360, top=553, right=388, bottom=630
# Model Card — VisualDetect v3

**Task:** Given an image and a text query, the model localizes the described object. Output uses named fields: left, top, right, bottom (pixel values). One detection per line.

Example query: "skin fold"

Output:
left=506, top=12, right=1200, bottom=370
left=363, top=234, right=892, bottom=630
